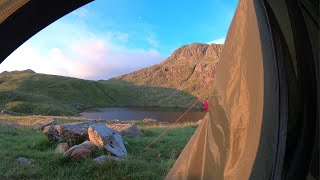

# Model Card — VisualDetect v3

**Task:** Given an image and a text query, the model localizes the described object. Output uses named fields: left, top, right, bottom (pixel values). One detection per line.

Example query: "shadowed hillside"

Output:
left=0, top=43, right=222, bottom=115
left=0, top=70, right=199, bottom=116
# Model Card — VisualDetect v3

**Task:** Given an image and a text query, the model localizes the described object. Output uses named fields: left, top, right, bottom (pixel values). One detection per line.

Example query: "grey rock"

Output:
left=39, top=119, right=58, bottom=130
left=142, top=118, right=158, bottom=123
left=108, top=124, right=144, bottom=138
left=64, top=141, right=96, bottom=156
left=16, top=157, right=33, bottom=164
left=93, top=155, right=120, bottom=164
left=43, top=121, right=94, bottom=144
left=70, top=148, right=92, bottom=161
left=54, top=143, right=69, bottom=154
left=88, top=123, right=127, bottom=157
left=4, top=122, right=19, bottom=128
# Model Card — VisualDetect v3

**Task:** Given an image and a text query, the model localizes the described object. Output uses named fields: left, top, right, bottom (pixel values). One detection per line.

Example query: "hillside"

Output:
left=0, top=43, right=222, bottom=115
left=0, top=70, right=198, bottom=115
left=116, top=43, right=223, bottom=98
left=0, top=70, right=123, bottom=115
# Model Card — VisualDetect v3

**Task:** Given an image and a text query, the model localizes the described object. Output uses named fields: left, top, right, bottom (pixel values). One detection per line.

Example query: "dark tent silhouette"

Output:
left=0, top=0, right=318, bottom=179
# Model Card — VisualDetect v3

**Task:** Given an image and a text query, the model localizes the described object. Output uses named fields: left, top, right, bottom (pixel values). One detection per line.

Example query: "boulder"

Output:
left=88, top=123, right=127, bottom=157
left=70, top=148, right=92, bottom=161
left=4, top=122, right=19, bottom=128
left=16, top=157, right=33, bottom=165
left=54, top=143, right=69, bottom=154
left=108, top=124, right=144, bottom=138
left=64, top=141, right=96, bottom=156
left=142, top=118, right=158, bottom=123
left=93, top=155, right=120, bottom=164
left=43, top=121, right=94, bottom=143
left=38, top=119, right=58, bottom=130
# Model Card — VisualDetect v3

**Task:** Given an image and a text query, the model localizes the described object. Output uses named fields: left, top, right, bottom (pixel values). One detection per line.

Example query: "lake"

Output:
left=80, top=107, right=206, bottom=123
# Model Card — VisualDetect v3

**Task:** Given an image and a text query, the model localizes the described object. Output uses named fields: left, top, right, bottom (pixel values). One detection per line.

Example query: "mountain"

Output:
left=115, top=43, right=223, bottom=98
left=0, top=43, right=223, bottom=115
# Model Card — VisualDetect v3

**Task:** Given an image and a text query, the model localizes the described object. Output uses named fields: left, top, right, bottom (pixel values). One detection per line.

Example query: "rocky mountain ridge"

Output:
left=116, top=43, right=223, bottom=98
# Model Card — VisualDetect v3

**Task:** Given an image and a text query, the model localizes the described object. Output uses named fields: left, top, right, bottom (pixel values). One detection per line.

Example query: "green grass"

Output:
left=0, top=70, right=202, bottom=116
left=0, top=117, right=197, bottom=180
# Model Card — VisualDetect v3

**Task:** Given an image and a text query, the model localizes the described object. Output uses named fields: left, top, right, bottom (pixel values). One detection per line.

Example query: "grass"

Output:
left=0, top=70, right=202, bottom=116
left=0, top=115, right=197, bottom=180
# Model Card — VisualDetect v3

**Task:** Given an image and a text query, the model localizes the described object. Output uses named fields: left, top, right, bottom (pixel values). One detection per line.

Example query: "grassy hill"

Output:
left=0, top=70, right=199, bottom=116
left=0, top=43, right=222, bottom=115
left=0, top=70, right=120, bottom=115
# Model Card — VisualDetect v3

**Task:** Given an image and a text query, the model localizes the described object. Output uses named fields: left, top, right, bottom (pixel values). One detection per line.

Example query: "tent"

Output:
left=0, top=0, right=318, bottom=179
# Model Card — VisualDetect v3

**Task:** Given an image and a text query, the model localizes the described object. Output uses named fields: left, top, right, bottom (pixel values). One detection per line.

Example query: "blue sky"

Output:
left=0, top=0, right=237, bottom=80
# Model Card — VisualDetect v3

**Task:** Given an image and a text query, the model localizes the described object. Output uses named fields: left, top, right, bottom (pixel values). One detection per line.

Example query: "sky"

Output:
left=0, top=0, right=238, bottom=80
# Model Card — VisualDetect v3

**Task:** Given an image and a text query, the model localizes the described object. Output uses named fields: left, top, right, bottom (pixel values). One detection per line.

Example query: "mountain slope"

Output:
left=0, top=70, right=123, bottom=115
left=0, top=43, right=223, bottom=115
left=0, top=70, right=198, bottom=115
left=116, top=43, right=223, bottom=98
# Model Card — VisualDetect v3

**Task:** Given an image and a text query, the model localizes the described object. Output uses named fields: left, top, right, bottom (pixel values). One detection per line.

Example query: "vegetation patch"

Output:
left=0, top=116, right=197, bottom=180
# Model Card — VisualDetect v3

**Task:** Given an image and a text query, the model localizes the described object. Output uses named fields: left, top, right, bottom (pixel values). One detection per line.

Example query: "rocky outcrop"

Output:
left=142, top=118, right=158, bottom=123
left=93, top=155, right=121, bottom=164
left=16, top=157, right=33, bottom=165
left=116, top=43, right=223, bottom=98
left=88, top=123, right=127, bottom=157
left=108, top=124, right=144, bottom=138
left=43, top=121, right=94, bottom=144
left=64, top=141, right=97, bottom=160
left=54, top=143, right=69, bottom=154
left=37, top=119, right=57, bottom=130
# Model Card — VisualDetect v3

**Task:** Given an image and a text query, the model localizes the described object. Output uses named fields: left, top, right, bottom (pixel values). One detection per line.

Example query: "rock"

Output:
left=93, top=155, right=120, bottom=164
left=70, top=148, right=92, bottom=161
left=4, top=122, right=19, bottom=128
left=123, top=141, right=129, bottom=145
left=88, top=123, right=127, bottom=157
left=39, top=119, right=58, bottom=130
left=64, top=141, right=96, bottom=156
left=142, top=118, right=158, bottom=123
left=108, top=124, right=144, bottom=138
left=16, top=157, right=33, bottom=164
left=54, top=143, right=69, bottom=154
left=43, top=121, right=94, bottom=143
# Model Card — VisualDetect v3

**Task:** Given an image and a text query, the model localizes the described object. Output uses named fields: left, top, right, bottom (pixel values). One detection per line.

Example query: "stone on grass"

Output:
left=16, top=157, right=33, bottom=165
left=64, top=141, right=96, bottom=156
left=88, top=123, right=127, bottom=157
left=142, top=118, right=158, bottom=123
left=108, top=123, right=144, bottom=138
left=39, top=119, right=57, bottom=130
left=54, top=143, right=69, bottom=154
left=93, top=155, right=120, bottom=164
left=70, top=148, right=92, bottom=161
left=4, top=122, right=19, bottom=128
left=43, top=121, right=94, bottom=144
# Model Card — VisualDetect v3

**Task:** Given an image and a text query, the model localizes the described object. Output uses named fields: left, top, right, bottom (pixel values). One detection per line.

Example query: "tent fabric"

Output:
left=0, top=0, right=29, bottom=23
left=167, top=0, right=277, bottom=179
left=0, top=0, right=93, bottom=62
left=167, top=0, right=318, bottom=179
left=0, top=0, right=318, bottom=179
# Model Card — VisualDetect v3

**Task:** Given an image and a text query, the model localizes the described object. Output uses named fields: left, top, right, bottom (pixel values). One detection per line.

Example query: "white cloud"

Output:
left=0, top=39, right=164, bottom=80
left=0, top=9, right=164, bottom=80
left=207, top=37, right=225, bottom=44
left=146, top=35, right=159, bottom=47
